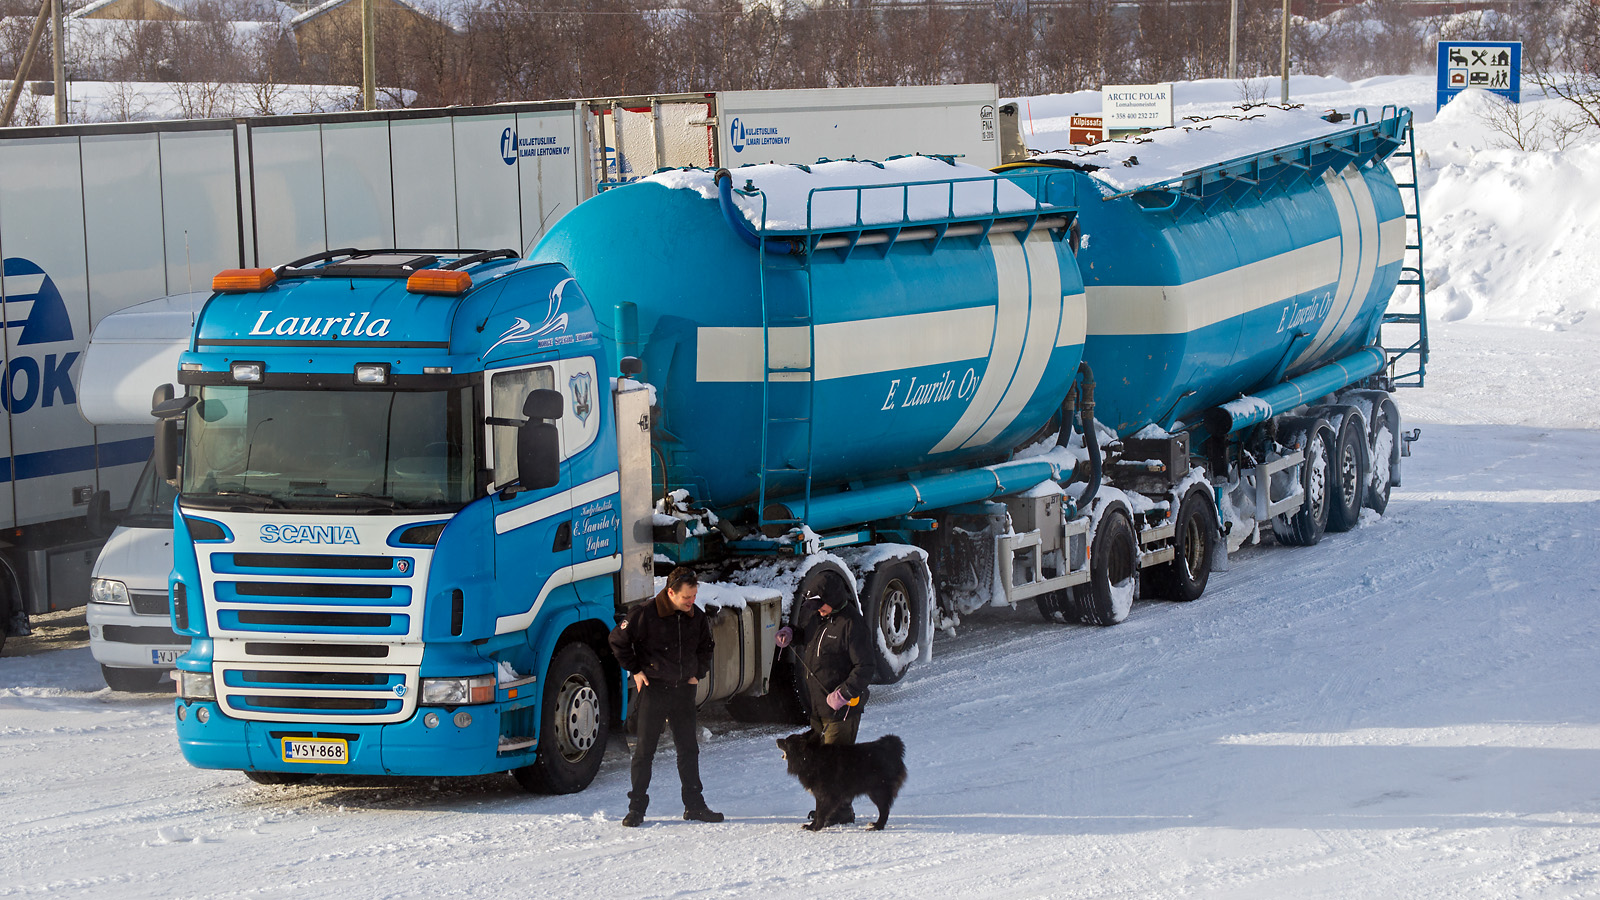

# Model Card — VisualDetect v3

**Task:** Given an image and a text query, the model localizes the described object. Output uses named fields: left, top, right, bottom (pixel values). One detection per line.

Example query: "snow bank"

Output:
left=642, top=156, right=1040, bottom=231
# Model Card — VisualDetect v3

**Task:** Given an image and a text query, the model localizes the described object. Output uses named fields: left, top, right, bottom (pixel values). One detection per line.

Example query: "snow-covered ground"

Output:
left=5, top=74, right=1600, bottom=898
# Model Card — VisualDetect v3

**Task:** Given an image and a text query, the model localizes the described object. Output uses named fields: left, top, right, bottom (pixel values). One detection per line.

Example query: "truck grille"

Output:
left=217, top=665, right=414, bottom=721
left=197, top=536, right=429, bottom=724
left=129, top=592, right=170, bottom=616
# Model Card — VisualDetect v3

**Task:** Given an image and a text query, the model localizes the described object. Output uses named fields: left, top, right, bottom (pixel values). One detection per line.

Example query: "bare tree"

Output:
left=1530, top=0, right=1600, bottom=133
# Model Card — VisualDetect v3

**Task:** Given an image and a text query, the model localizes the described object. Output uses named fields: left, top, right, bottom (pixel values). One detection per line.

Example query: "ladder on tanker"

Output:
left=1381, top=108, right=1429, bottom=388
left=753, top=203, right=818, bottom=536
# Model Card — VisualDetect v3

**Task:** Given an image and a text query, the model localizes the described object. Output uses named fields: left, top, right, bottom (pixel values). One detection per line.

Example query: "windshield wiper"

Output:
left=183, top=490, right=283, bottom=511
left=332, top=492, right=401, bottom=509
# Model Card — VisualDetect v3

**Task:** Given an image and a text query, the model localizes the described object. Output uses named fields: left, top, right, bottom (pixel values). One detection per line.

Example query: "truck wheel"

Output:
left=1147, top=489, right=1217, bottom=602
left=1326, top=408, right=1368, bottom=533
left=1061, top=508, right=1139, bottom=626
left=1273, top=419, right=1333, bottom=547
left=101, top=665, right=169, bottom=693
left=513, top=642, right=610, bottom=794
left=725, top=657, right=807, bottom=724
left=1366, top=399, right=1399, bottom=514
left=244, top=770, right=312, bottom=785
left=861, top=560, right=928, bottom=684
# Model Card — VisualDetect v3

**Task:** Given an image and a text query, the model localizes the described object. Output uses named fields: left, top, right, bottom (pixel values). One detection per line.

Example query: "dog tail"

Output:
left=879, top=734, right=905, bottom=761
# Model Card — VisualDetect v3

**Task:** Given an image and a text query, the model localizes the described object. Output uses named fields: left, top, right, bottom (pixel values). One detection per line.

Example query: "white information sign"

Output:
left=1101, top=83, right=1175, bottom=132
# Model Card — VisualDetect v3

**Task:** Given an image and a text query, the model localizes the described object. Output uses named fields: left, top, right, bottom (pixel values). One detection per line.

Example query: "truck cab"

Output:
left=167, top=250, right=633, bottom=791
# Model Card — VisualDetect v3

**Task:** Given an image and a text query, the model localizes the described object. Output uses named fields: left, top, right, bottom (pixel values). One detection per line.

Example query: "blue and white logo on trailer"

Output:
left=1437, top=41, right=1521, bottom=110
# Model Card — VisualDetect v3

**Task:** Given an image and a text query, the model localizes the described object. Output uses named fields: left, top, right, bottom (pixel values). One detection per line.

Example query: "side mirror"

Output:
left=516, top=421, right=561, bottom=491
left=516, top=388, right=564, bottom=491
left=86, top=490, right=118, bottom=538
left=151, top=385, right=193, bottom=488
left=154, top=418, right=180, bottom=486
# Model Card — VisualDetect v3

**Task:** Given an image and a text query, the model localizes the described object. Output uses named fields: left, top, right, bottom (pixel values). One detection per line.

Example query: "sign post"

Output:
left=1437, top=40, right=1521, bottom=110
left=1101, top=83, right=1174, bottom=140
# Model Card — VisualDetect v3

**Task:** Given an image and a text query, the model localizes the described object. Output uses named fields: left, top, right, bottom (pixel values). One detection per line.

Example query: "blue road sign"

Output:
left=1438, top=41, right=1521, bottom=110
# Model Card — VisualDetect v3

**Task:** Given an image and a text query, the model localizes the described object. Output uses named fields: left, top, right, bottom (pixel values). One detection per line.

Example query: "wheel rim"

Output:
left=554, top=674, right=600, bottom=762
left=1338, top=437, right=1361, bottom=506
left=878, top=578, right=913, bottom=653
left=1181, top=512, right=1206, bottom=578
left=1307, top=434, right=1329, bottom=520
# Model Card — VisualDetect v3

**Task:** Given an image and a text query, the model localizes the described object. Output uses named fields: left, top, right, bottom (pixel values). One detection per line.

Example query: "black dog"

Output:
left=776, top=730, right=907, bottom=831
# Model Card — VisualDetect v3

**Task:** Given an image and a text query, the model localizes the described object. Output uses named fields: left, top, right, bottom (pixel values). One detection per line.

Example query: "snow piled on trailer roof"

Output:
left=642, top=156, right=1041, bottom=232
left=1032, top=105, right=1374, bottom=194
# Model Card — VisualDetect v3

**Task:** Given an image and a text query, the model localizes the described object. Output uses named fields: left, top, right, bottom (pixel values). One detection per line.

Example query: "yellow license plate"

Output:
left=280, top=737, right=349, bottom=764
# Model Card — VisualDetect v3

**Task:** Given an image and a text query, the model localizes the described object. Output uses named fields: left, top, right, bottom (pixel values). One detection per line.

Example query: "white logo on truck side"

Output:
left=247, top=311, right=392, bottom=338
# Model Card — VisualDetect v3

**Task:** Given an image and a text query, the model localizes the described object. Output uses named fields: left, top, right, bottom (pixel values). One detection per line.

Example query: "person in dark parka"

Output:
left=776, top=590, right=874, bottom=746
left=608, top=566, right=722, bottom=828
left=774, top=589, right=875, bottom=826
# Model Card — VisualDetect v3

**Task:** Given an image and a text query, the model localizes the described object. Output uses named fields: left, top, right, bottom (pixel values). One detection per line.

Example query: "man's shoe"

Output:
left=621, top=811, right=644, bottom=827
left=683, top=807, right=724, bottom=823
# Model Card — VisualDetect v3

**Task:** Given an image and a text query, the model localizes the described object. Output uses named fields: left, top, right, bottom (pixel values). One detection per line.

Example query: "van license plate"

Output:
left=152, top=649, right=182, bottom=665
left=281, top=738, right=349, bottom=764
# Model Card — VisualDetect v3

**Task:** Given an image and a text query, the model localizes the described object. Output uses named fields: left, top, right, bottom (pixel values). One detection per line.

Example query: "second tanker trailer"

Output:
left=163, top=104, right=1424, bottom=791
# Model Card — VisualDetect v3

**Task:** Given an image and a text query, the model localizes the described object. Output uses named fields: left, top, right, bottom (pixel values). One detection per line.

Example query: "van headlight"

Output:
left=421, top=675, right=494, bottom=705
left=178, top=671, right=215, bottom=700
left=90, top=578, right=130, bottom=606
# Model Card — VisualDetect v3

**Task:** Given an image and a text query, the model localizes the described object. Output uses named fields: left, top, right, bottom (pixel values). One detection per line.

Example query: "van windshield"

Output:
left=180, top=385, right=479, bottom=513
left=123, top=451, right=178, bottom=528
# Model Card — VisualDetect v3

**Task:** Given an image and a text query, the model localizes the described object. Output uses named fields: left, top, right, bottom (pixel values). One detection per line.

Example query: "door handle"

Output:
left=553, top=521, right=572, bottom=552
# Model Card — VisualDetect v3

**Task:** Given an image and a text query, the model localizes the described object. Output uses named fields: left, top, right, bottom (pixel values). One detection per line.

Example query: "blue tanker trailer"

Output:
left=161, top=106, right=1424, bottom=791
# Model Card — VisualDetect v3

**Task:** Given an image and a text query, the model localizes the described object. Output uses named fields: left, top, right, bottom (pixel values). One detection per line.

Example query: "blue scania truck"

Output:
left=165, top=105, right=1425, bottom=792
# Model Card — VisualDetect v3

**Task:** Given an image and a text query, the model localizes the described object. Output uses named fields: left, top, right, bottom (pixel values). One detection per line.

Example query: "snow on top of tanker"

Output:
left=1034, top=105, right=1367, bottom=194
left=643, top=156, right=1040, bottom=231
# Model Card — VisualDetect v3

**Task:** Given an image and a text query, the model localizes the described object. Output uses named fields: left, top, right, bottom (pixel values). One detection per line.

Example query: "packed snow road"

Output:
left=3, top=320, right=1598, bottom=898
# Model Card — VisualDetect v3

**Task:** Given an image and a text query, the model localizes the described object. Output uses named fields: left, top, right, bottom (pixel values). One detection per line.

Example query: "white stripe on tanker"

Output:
left=960, top=231, right=1067, bottom=450
left=930, top=233, right=1033, bottom=454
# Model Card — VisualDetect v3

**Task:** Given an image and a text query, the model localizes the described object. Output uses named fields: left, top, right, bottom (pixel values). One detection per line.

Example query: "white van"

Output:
left=86, top=452, right=183, bottom=692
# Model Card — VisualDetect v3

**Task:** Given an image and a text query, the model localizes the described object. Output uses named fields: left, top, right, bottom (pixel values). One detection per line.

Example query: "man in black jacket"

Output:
left=608, top=566, right=722, bottom=828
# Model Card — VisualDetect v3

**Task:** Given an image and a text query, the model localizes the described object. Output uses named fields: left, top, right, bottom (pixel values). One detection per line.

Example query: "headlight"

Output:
left=177, top=671, right=215, bottom=701
left=90, top=578, right=130, bottom=605
left=420, top=675, right=494, bottom=706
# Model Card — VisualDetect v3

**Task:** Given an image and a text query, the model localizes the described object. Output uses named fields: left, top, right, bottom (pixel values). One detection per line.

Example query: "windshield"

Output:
left=181, top=385, right=479, bottom=512
left=123, top=448, right=179, bottom=528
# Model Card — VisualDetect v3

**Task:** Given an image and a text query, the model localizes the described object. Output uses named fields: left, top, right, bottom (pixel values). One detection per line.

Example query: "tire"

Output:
left=1273, top=419, right=1333, bottom=547
left=725, top=657, right=807, bottom=724
left=244, top=770, right=312, bottom=785
left=1147, top=489, right=1217, bottom=602
left=101, top=665, right=170, bottom=693
left=859, top=560, right=928, bottom=685
left=1366, top=400, right=1399, bottom=514
left=512, top=642, right=611, bottom=794
left=1325, top=407, right=1368, bottom=533
left=1059, top=508, right=1139, bottom=626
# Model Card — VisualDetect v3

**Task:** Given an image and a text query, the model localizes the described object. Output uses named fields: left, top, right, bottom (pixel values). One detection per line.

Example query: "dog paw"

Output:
left=868, top=823, right=885, bottom=831
left=803, top=822, right=825, bottom=831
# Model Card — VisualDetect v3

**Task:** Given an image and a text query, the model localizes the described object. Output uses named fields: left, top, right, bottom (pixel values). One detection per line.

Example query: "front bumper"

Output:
left=174, top=699, right=534, bottom=776
left=87, top=602, right=188, bottom=669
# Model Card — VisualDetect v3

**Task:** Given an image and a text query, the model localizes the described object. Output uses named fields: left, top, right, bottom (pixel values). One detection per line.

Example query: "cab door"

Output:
left=486, top=361, right=571, bottom=632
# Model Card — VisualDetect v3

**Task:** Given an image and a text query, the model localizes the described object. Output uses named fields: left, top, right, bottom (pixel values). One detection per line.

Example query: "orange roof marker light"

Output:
left=407, top=269, right=473, bottom=296
left=212, top=268, right=277, bottom=292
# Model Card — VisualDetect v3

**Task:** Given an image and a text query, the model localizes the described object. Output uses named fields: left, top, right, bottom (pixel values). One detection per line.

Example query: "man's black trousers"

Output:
left=628, top=680, right=705, bottom=814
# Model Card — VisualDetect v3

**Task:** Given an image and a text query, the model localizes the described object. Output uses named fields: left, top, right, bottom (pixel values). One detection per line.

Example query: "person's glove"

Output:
left=827, top=688, right=849, bottom=711
left=774, top=626, right=793, bottom=648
